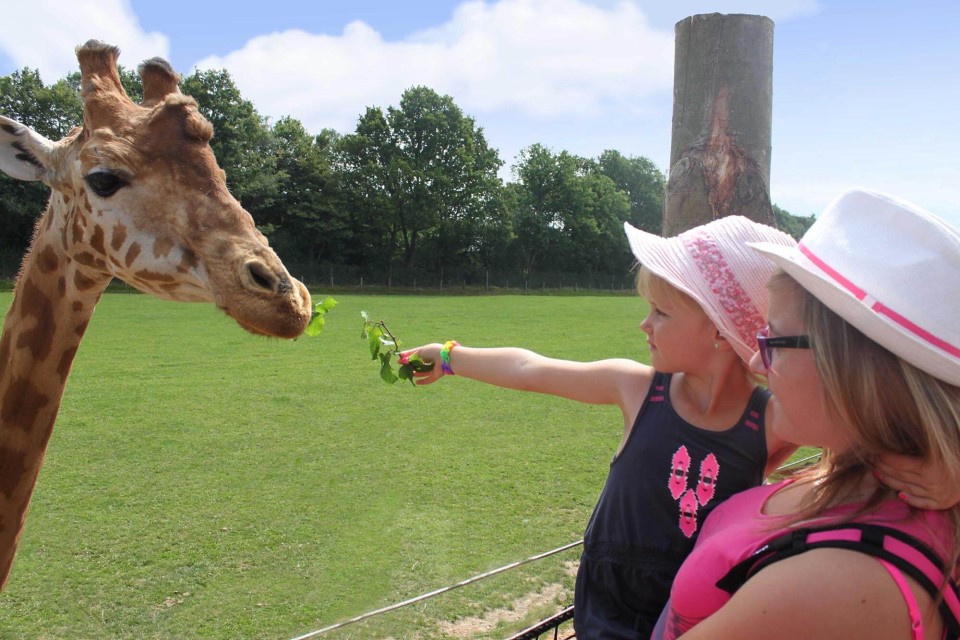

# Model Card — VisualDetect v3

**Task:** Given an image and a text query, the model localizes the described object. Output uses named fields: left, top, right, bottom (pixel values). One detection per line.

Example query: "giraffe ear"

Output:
left=139, top=57, right=181, bottom=108
left=0, top=116, right=56, bottom=182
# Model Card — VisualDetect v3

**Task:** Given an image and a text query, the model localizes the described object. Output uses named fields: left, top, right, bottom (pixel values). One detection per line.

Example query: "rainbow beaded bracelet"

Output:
left=440, top=340, right=459, bottom=375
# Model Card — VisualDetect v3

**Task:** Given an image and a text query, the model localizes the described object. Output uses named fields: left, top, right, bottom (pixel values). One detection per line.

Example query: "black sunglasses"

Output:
left=756, top=328, right=811, bottom=370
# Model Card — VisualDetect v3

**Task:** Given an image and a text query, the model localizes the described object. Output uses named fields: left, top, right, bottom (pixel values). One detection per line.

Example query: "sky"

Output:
left=2, top=0, right=959, bottom=230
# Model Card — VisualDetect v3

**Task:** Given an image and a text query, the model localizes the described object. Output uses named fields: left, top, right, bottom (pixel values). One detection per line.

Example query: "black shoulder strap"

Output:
left=716, top=522, right=960, bottom=639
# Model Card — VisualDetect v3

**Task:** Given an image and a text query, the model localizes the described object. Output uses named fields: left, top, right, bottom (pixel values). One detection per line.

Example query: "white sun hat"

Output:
left=624, top=216, right=797, bottom=363
left=747, top=188, right=960, bottom=387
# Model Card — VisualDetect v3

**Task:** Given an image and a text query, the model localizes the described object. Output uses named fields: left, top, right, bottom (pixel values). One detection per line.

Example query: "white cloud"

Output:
left=1, top=0, right=168, bottom=82
left=193, top=0, right=675, bottom=134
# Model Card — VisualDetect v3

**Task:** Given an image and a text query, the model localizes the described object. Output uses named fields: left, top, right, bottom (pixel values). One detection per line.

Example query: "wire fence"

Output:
left=285, top=264, right=638, bottom=295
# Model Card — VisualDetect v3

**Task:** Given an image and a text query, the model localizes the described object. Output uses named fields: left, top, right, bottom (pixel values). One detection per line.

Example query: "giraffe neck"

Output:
left=0, top=199, right=110, bottom=587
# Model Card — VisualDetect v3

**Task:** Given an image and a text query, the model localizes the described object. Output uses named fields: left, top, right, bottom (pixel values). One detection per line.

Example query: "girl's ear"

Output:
left=714, top=331, right=733, bottom=352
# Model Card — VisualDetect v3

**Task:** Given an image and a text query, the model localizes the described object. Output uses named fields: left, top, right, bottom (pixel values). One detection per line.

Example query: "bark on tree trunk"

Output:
left=663, top=14, right=776, bottom=236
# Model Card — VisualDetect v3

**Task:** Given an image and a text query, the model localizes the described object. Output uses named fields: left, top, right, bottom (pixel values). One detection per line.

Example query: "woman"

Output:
left=652, top=188, right=960, bottom=640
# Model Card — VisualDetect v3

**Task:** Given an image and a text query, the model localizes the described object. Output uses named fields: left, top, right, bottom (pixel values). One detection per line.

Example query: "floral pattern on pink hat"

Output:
left=682, top=230, right=766, bottom=357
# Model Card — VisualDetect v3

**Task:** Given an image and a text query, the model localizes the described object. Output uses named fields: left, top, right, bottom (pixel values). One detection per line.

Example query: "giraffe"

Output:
left=0, top=41, right=313, bottom=588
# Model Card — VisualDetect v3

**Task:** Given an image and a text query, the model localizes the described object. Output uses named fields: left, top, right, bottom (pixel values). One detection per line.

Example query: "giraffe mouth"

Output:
left=216, top=277, right=312, bottom=340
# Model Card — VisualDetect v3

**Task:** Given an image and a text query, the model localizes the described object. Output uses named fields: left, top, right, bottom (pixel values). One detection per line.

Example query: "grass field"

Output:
left=0, top=292, right=816, bottom=639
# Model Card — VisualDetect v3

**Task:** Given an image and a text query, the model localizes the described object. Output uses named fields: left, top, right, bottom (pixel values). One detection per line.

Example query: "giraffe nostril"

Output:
left=246, top=261, right=277, bottom=292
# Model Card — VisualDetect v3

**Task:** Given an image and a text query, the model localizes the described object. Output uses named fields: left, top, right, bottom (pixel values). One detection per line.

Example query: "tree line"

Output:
left=0, top=66, right=814, bottom=287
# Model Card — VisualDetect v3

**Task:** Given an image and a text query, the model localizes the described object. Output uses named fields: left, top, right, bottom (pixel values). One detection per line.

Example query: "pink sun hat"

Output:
left=747, top=188, right=960, bottom=387
left=624, top=216, right=797, bottom=363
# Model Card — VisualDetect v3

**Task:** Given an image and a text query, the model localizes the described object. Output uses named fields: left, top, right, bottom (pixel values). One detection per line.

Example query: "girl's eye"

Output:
left=84, top=171, right=128, bottom=198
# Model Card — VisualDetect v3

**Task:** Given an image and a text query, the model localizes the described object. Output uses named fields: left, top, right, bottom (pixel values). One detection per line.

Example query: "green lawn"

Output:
left=0, top=292, right=816, bottom=639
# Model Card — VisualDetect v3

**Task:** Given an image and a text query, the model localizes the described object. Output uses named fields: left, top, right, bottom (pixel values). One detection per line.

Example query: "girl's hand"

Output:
left=875, top=453, right=960, bottom=510
left=398, top=344, right=446, bottom=385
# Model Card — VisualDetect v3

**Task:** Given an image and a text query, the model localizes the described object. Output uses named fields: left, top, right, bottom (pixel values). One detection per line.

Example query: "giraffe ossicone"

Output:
left=0, top=40, right=313, bottom=588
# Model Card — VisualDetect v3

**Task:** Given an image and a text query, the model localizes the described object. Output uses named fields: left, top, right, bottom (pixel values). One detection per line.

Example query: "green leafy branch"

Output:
left=361, top=311, right=434, bottom=385
left=305, top=297, right=338, bottom=336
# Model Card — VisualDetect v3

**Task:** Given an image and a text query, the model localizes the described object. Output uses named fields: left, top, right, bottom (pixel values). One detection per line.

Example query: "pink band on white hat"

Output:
left=682, top=230, right=764, bottom=349
left=799, top=243, right=960, bottom=359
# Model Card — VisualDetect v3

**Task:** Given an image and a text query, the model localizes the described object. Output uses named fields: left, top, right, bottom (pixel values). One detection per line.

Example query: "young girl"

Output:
left=401, top=216, right=799, bottom=638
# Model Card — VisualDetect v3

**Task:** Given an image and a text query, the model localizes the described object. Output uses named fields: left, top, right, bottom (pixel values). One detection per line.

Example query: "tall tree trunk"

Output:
left=663, top=14, right=776, bottom=236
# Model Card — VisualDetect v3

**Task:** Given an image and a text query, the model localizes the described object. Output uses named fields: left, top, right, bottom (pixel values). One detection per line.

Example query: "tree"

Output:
left=772, top=203, right=815, bottom=240
left=597, top=150, right=665, bottom=235
left=337, top=86, right=504, bottom=277
left=265, top=117, right=351, bottom=268
left=510, top=145, right=631, bottom=280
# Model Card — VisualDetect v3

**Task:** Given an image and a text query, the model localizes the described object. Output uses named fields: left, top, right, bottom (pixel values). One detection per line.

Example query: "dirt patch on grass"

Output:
left=438, top=561, right=578, bottom=638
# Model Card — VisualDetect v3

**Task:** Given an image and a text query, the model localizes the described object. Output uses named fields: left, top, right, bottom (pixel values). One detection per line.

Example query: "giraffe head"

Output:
left=0, top=41, right=311, bottom=338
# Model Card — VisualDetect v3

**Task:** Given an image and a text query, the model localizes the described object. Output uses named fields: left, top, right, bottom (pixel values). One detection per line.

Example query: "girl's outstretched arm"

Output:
left=399, top=343, right=652, bottom=407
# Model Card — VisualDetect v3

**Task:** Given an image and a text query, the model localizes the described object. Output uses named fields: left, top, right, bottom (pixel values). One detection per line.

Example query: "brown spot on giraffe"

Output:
left=74, top=270, right=98, bottom=291
left=73, top=320, right=89, bottom=337
left=57, top=277, right=66, bottom=297
left=1, top=378, right=52, bottom=436
left=90, top=224, right=106, bottom=255
left=0, top=447, right=29, bottom=500
left=110, top=222, right=127, bottom=251
left=180, top=249, right=198, bottom=270
left=134, top=269, right=176, bottom=283
left=36, top=245, right=59, bottom=274
left=57, top=347, right=78, bottom=380
left=74, top=252, right=106, bottom=270
left=124, top=242, right=141, bottom=267
left=14, top=279, right=55, bottom=363
left=72, top=301, right=84, bottom=312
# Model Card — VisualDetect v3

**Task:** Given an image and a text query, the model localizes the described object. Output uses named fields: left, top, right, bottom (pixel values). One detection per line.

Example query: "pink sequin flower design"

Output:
left=682, top=230, right=765, bottom=351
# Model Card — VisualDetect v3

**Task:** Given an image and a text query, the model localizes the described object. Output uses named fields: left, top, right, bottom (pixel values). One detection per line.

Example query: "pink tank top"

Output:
left=652, top=480, right=953, bottom=639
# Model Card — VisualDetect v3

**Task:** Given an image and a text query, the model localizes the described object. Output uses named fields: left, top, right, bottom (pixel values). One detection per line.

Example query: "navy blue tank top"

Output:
left=583, top=371, right=770, bottom=570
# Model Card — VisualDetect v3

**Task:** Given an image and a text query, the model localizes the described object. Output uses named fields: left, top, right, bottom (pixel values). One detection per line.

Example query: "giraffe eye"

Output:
left=84, top=170, right=128, bottom=198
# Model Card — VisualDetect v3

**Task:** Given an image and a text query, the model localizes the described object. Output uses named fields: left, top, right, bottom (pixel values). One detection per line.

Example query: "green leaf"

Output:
left=379, top=356, right=398, bottom=384
left=305, top=312, right=326, bottom=337
left=368, top=329, right=382, bottom=360
left=304, top=296, right=336, bottom=337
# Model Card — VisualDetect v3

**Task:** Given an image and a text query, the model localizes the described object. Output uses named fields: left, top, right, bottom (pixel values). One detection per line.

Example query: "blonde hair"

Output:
left=770, top=271, right=960, bottom=576
left=635, top=265, right=700, bottom=312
